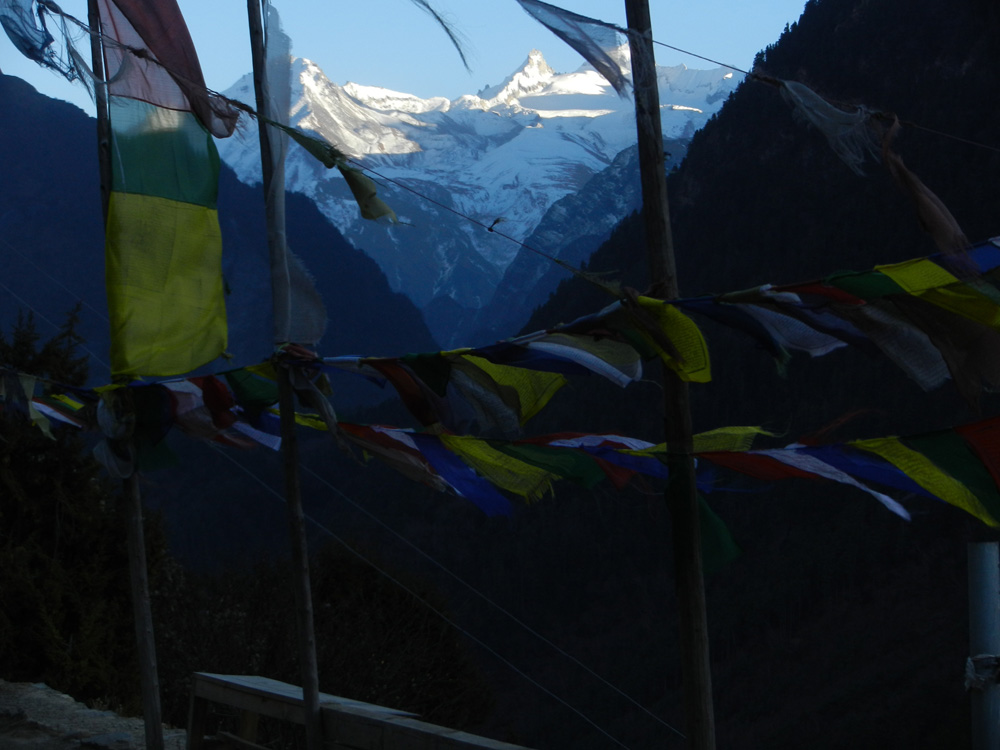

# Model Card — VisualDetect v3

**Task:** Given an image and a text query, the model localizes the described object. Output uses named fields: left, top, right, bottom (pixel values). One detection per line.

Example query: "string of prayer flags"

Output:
left=328, top=418, right=1000, bottom=528
left=674, top=238, right=1000, bottom=403
left=8, top=360, right=1000, bottom=528
left=696, top=417, right=1000, bottom=528
left=849, top=434, right=999, bottom=527
left=322, top=296, right=710, bottom=436
left=97, top=0, right=235, bottom=377
left=32, top=392, right=87, bottom=429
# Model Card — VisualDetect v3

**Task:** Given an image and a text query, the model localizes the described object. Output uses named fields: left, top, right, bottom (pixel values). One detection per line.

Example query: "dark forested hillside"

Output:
left=512, top=0, right=1000, bottom=747
left=529, top=0, right=1000, bottom=437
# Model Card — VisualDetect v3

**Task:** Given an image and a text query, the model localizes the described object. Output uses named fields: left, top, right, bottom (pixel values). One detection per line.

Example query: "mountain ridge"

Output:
left=216, top=50, right=739, bottom=344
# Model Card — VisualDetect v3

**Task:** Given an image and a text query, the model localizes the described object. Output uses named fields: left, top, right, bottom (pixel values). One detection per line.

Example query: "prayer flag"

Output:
left=97, top=0, right=232, bottom=377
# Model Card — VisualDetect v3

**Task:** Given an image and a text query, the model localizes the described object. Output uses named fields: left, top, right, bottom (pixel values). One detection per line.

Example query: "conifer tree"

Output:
left=0, top=308, right=143, bottom=709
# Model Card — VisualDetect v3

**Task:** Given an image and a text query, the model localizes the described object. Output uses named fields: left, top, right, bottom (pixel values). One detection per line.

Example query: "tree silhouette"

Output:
left=0, top=308, right=147, bottom=709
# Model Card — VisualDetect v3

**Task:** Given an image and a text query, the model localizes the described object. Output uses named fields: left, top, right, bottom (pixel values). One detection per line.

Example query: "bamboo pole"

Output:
left=87, top=4, right=164, bottom=749
left=246, top=3, right=323, bottom=749
left=623, top=1, right=716, bottom=747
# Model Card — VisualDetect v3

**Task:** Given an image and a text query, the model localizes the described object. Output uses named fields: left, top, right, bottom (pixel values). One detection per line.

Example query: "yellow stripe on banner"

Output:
left=50, top=393, right=85, bottom=411
left=875, top=258, right=958, bottom=292
left=245, top=362, right=277, bottom=381
left=618, top=426, right=770, bottom=457
left=106, top=192, right=227, bottom=377
left=852, top=436, right=1000, bottom=527
left=877, top=258, right=1000, bottom=329
left=692, top=426, right=774, bottom=453
left=441, top=434, right=555, bottom=503
left=637, top=298, right=712, bottom=383
left=264, top=407, right=327, bottom=431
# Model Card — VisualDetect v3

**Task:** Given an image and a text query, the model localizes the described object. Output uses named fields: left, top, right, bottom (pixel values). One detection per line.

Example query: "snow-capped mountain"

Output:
left=218, top=50, right=740, bottom=345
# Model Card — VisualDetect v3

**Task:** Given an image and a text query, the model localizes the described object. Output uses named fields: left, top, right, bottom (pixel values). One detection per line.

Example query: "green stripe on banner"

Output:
left=225, top=368, right=280, bottom=409
left=496, top=443, right=607, bottom=489
left=109, top=98, right=221, bottom=208
left=699, top=495, right=741, bottom=575
left=903, top=430, right=1000, bottom=523
left=825, top=270, right=906, bottom=299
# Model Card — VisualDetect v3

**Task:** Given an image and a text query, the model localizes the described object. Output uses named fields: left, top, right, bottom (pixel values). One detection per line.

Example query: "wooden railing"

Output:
left=186, top=673, right=534, bottom=750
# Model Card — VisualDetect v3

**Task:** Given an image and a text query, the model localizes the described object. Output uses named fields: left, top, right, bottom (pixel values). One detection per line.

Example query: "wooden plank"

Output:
left=193, top=674, right=413, bottom=719
left=193, top=679, right=307, bottom=724
left=322, top=707, right=533, bottom=750
left=189, top=674, right=533, bottom=750
left=324, top=708, right=386, bottom=749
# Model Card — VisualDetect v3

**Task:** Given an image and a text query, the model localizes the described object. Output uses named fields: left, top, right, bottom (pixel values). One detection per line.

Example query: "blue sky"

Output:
left=3, top=0, right=806, bottom=113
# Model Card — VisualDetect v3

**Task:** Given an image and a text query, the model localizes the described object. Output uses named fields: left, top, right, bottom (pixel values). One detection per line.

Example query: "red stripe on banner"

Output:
left=955, top=416, right=1000, bottom=491
left=365, top=360, right=438, bottom=426
left=590, top=455, right=637, bottom=489
left=338, top=423, right=421, bottom=459
left=698, top=451, right=820, bottom=481
left=776, top=281, right=867, bottom=305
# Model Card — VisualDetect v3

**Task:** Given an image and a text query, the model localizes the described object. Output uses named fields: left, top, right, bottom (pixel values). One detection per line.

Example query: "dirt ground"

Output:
left=0, top=680, right=186, bottom=750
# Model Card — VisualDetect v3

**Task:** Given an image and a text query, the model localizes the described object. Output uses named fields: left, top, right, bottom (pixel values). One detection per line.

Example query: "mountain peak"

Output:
left=477, top=49, right=555, bottom=104
left=523, top=48, right=553, bottom=74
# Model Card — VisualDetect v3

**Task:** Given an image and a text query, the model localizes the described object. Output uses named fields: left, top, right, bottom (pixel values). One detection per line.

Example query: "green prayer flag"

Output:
left=699, top=495, right=741, bottom=575
left=497, top=443, right=607, bottom=489
left=825, top=269, right=906, bottom=299
left=225, top=368, right=280, bottom=409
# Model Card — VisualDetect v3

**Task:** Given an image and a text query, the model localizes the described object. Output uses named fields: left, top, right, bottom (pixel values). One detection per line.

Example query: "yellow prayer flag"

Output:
left=636, top=298, right=712, bottom=383
left=441, top=434, right=555, bottom=502
left=459, top=355, right=566, bottom=424
left=692, top=426, right=774, bottom=453
left=875, top=258, right=958, bottom=292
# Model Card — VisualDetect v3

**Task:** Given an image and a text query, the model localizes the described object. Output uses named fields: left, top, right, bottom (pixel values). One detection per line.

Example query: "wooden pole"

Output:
left=124, top=468, right=165, bottom=750
left=246, top=4, right=323, bottom=749
left=623, top=1, right=716, bottom=747
left=276, top=365, right=323, bottom=750
left=88, top=5, right=164, bottom=749
left=87, top=0, right=111, bottom=221
left=968, top=542, right=1000, bottom=750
